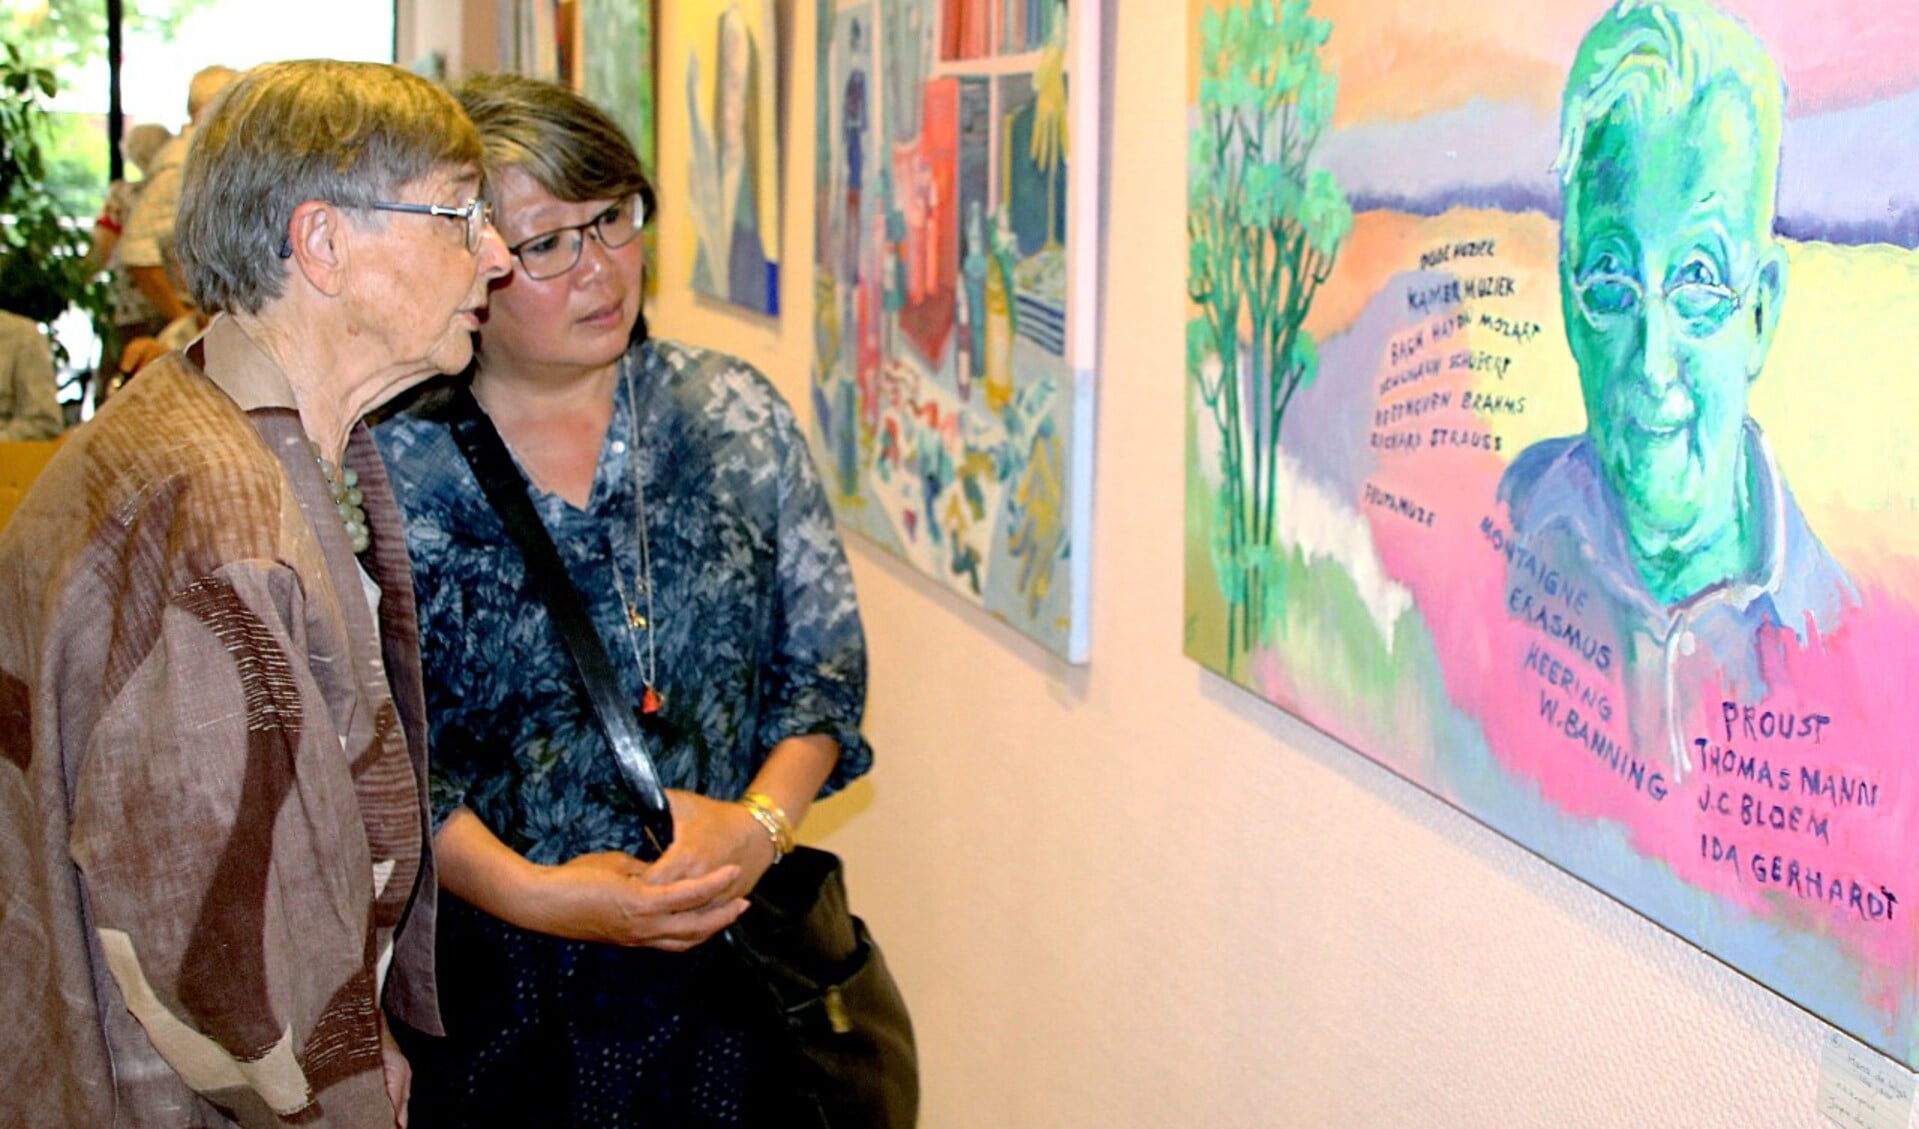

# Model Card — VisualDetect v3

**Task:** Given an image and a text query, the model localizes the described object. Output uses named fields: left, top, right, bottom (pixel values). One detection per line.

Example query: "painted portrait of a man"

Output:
left=1498, top=0, right=1858, bottom=768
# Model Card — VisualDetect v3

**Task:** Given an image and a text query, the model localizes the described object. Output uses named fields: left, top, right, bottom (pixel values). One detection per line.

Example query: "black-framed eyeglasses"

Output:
left=276, top=196, right=494, bottom=258
left=368, top=197, right=494, bottom=254
left=507, top=194, right=647, bottom=281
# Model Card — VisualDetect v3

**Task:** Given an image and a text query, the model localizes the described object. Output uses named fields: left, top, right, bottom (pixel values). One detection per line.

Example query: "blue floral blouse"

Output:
left=375, top=339, right=872, bottom=864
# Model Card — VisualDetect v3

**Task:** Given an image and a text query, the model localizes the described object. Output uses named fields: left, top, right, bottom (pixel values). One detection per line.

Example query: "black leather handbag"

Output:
left=442, top=384, right=920, bottom=1127
left=729, top=844, right=919, bottom=1128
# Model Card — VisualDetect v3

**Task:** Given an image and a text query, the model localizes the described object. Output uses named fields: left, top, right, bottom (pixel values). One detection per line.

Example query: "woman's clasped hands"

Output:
left=641, top=789, right=780, bottom=905
left=527, top=848, right=746, bottom=951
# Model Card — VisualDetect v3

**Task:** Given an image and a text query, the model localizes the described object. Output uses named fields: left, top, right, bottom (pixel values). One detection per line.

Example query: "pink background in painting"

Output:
left=1227, top=1, right=1919, bottom=1020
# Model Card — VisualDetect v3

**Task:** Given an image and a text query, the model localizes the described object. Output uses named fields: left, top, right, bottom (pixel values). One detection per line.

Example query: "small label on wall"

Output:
left=1819, top=1030, right=1914, bottom=1129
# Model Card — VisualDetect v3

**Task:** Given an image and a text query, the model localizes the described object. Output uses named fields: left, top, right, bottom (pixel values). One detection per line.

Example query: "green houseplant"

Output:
left=0, top=42, right=110, bottom=371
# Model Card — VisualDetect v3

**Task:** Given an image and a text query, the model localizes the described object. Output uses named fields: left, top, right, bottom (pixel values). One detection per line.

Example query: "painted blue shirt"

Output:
left=376, top=339, right=872, bottom=864
left=1496, top=421, right=1857, bottom=777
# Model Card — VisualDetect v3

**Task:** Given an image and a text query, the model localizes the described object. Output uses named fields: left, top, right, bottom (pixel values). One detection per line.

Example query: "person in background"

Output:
left=0, top=58, right=729, bottom=1128
left=86, top=121, right=175, bottom=392
left=376, top=73, right=872, bottom=1126
left=0, top=307, right=62, bottom=440
left=117, top=64, right=238, bottom=333
left=84, top=122, right=173, bottom=279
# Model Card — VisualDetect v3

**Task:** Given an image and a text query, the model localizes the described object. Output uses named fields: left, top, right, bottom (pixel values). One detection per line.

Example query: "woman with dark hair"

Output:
left=376, top=73, right=872, bottom=1126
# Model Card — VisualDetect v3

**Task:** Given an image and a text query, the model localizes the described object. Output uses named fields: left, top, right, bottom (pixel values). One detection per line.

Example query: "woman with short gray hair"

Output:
left=0, top=58, right=748, bottom=1128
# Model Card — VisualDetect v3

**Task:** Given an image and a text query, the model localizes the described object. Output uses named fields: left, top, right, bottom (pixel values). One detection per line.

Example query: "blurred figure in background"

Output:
left=0, top=307, right=61, bottom=440
left=118, top=65, right=238, bottom=335
left=84, top=121, right=173, bottom=280
left=86, top=121, right=175, bottom=395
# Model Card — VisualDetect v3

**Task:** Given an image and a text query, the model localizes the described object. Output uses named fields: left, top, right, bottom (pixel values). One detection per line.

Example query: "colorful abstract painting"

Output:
left=579, top=0, right=656, bottom=179
left=1186, top=0, right=1919, bottom=1063
left=814, top=0, right=1097, bottom=660
left=682, top=0, right=782, bottom=315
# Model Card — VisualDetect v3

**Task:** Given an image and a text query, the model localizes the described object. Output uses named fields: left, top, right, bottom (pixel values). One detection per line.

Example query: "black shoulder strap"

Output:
left=435, top=384, right=674, bottom=855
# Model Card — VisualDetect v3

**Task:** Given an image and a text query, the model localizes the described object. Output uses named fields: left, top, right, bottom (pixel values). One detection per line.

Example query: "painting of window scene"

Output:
left=814, top=0, right=1096, bottom=661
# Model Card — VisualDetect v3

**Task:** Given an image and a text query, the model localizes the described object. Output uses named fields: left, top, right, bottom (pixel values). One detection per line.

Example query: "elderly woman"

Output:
left=376, top=74, right=872, bottom=1125
left=0, top=61, right=736, bottom=1128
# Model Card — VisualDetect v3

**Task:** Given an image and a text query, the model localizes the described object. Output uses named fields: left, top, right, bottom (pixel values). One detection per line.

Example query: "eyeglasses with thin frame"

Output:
left=276, top=196, right=494, bottom=258
left=1572, top=263, right=1749, bottom=341
left=367, top=197, right=494, bottom=254
left=506, top=194, right=648, bottom=281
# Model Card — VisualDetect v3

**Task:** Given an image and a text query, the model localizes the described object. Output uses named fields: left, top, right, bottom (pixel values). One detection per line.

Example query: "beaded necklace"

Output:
left=312, top=442, right=370, bottom=553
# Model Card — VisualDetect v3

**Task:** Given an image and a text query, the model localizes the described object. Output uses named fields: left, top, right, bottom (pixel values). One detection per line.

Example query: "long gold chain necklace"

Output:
left=606, top=354, right=662, bottom=715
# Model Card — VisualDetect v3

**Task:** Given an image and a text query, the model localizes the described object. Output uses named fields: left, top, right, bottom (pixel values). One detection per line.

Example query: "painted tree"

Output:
left=1187, top=0, right=1351, bottom=662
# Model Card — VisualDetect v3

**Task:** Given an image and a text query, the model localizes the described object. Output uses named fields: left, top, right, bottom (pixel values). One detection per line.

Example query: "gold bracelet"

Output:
left=745, top=793, right=797, bottom=853
left=743, top=792, right=796, bottom=854
left=741, top=801, right=785, bottom=862
left=739, top=791, right=796, bottom=858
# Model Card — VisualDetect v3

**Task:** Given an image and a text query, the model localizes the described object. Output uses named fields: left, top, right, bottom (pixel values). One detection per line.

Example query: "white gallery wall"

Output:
left=409, top=2, right=1854, bottom=1124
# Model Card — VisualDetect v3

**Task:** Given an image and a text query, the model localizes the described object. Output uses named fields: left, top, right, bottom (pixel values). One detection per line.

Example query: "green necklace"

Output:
left=311, top=443, right=370, bottom=554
